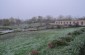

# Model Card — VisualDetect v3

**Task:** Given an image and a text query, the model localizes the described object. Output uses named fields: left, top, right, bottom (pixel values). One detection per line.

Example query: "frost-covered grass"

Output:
left=0, top=27, right=84, bottom=55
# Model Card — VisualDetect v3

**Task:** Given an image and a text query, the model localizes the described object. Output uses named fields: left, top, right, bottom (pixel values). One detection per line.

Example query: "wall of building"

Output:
left=55, top=20, right=85, bottom=26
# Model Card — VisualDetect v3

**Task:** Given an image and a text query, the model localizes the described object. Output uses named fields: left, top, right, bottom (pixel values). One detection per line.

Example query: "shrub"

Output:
left=14, top=29, right=22, bottom=32
left=80, top=28, right=85, bottom=32
left=0, top=32, right=2, bottom=33
left=71, top=31, right=82, bottom=35
left=56, top=39, right=68, bottom=46
left=31, top=50, right=39, bottom=55
left=48, top=43, right=56, bottom=48
left=67, top=32, right=72, bottom=35
left=0, top=26, right=13, bottom=30
left=79, top=30, right=83, bottom=33
left=73, top=23, right=80, bottom=27
left=57, top=25, right=61, bottom=29
left=60, top=36, right=73, bottom=42
left=79, top=43, right=85, bottom=55
left=48, top=39, right=68, bottom=48
left=68, top=30, right=83, bottom=36
left=0, top=32, right=4, bottom=35
left=48, top=40, right=57, bottom=48
left=81, top=29, right=85, bottom=32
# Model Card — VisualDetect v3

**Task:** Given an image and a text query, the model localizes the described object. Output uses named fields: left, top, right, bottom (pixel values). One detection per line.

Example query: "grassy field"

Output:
left=0, top=27, right=85, bottom=55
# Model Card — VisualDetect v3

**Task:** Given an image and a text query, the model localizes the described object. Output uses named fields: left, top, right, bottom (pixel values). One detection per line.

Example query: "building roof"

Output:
left=56, top=19, right=85, bottom=21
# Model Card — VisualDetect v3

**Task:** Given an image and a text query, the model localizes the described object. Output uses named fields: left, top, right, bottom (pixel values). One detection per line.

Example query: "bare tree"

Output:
left=2, top=19, right=10, bottom=26
left=57, top=15, right=73, bottom=21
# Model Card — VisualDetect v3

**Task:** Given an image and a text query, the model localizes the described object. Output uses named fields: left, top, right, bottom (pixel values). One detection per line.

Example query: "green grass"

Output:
left=0, top=27, right=84, bottom=55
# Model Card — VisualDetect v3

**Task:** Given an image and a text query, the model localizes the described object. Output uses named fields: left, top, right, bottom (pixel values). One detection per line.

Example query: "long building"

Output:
left=55, top=20, right=85, bottom=26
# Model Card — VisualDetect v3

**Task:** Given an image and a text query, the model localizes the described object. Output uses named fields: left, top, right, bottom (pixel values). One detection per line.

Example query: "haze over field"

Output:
left=0, top=0, right=85, bottom=19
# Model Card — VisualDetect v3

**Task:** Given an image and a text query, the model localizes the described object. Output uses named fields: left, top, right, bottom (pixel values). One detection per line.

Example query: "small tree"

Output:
left=2, top=19, right=10, bottom=26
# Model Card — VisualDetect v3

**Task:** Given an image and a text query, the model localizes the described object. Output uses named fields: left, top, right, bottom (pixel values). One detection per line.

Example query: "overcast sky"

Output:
left=0, top=0, right=85, bottom=19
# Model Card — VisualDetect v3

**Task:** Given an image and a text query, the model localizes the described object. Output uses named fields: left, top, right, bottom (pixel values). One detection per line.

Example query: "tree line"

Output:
left=0, top=16, right=85, bottom=26
left=0, top=17, right=22, bottom=26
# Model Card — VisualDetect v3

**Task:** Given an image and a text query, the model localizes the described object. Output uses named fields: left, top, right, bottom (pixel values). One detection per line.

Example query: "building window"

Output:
left=77, top=22, right=79, bottom=24
left=70, top=22, right=71, bottom=24
left=61, top=22, right=62, bottom=24
left=56, top=22, right=57, bottom=24
left=64, top=22, right=65, bottom=24
left=59, top=22, right=60, bottom=24
left=67, top=22, right=68, bottom=24
left=81, top=21, right=83, bottom=25
left=73, top=22, right=75, bottom=24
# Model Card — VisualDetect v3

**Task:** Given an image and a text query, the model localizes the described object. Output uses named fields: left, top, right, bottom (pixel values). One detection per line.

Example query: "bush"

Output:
left=73, top=23, right=80, bottom=27
left=0, top=32, right=4, bottom=35
left=57, top=25, right=62, bottom=29
left=14, top=29, right=22, bottom=32
left=68, top=28, right=85, bottom=36
left=48, top=40, right=57, bottom=48
left=56, top=39, right=68, bottom=46
left=71, top=31, right=82, bottom=36
left=48, top=39, right=68, bottom=48
left=81, top=29, right=85, bottom=32
left=67, top=32, right=72, bottom=35
left=60, top=36, right=73, bottom=42
left=79, top=43, right=85, bottom=55
left=31, top=50, right=39, bottom=55
left=80, top=28, right=85, bottom=32
left=78, top=30, right=82, bottom=33
left=0, top=26, right=13, bottom=30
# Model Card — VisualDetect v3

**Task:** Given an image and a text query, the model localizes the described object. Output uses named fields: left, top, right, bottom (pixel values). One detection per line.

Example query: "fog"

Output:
left=0, top=0, right=85, bottom=19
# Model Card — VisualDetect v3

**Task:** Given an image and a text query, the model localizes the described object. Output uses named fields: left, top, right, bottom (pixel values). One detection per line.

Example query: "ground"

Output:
left=0, top=27, right=85, bottom=55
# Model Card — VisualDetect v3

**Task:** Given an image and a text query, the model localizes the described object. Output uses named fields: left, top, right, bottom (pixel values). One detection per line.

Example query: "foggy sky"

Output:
left=0, top=0, right=85, bottom=19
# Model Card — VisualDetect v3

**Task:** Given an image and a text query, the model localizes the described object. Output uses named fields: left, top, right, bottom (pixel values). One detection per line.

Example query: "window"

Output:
left=61, top=22, right=62, bottom=24
left=73, top=22, right=75, bottom=24
left=64, top=22, right=65, bottom=24
left=77, top=22, right=79, bottom=24
left=81, top=21, right=83, bottom=25
left=59, top=22, right=60, bottom=24
left=56, top=22, right=57, bottom=24
left=67, top=22, right=68, bottom=24
left=70, top=22, right=71, bottom=24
